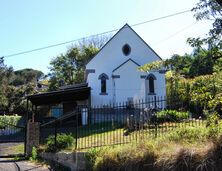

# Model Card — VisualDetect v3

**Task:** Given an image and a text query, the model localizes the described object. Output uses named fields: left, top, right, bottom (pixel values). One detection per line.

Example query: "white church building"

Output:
left=86, top=24, right=166, bottom=106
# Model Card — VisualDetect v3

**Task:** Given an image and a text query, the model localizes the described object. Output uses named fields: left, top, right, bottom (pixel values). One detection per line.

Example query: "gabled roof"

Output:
left=125, top=24, right=162, bottom=60
left=27, top=84, right=90, bottom=106
left=59, top=83, right=88, bottom=90
left=112, top=58, right=140, bottom=73
left=87, top=23, right=162, bottom=65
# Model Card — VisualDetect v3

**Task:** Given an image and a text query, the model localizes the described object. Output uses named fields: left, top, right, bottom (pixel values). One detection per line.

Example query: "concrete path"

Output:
left=0, top=160, right=18, bottom=171
left=0, top=158, right=50, bottom=171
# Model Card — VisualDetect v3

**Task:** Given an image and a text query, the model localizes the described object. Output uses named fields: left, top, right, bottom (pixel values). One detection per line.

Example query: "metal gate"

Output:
left=0, top=120, right=26, bottom=158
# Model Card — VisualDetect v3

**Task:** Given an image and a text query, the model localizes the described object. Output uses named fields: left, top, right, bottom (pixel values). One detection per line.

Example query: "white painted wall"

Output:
left=86, top=24, right=166, bottom=106
left=87, top=24, right=160, bottom=72
left=113, top=60, right=145, bottom=103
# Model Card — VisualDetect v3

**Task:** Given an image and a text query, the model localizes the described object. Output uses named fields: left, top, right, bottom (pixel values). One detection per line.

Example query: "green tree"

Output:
left=47, top=35, right=112, bottom=90
left=0, top=57, right=43, bottom=114
left=11, top=68, right=44, bottom=86
left=139, top=0, right=222, bottom=115
left=165, top=54, right=193, bottom=77
left=6, top=83, right=37, bottom=114
left=139, top=48, right=217, bottom=78
left=48, top=45, right=99, bottom=90
left=0, top=57, right=14, bottom=112
left=192, top=0, right=222, bottom=47
left=188, top=49, right=214, bottom=77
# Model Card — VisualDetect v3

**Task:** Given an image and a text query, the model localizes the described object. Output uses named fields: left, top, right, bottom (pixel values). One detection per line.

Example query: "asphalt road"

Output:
left=0, top=158, right=50, bottom=171
left=0, top=142, right=23, bottom=157
left=0, top=160, right=18, bottom=171
left=0, top=143, right=50, bottom=171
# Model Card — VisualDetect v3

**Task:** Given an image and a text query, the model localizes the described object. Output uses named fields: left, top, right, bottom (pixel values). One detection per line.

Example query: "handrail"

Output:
left=40, top=110, right=79, bottom=127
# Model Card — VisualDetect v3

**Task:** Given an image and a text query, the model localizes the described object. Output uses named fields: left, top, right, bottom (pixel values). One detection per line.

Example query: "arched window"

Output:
left=146, top=74, right=156, bottom=94
left=98, top=73, right=109, bottom=94
left=149, top=77, right=155, bottom=93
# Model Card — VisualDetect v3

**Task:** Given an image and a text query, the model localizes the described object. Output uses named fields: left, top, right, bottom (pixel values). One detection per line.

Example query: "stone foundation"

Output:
left=40, top=152, right=86, bottom=171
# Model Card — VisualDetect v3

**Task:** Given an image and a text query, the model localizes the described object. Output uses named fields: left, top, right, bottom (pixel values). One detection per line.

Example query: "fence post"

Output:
left=26, top=121, right=40, bottom=155
left=75, top=109, right=78, bottom=150
left=154, top=96, right=157, bottom=108
left=24, top=124, right=27, bottom=155
left=153, top=113, right=158, bottom=138
left=54, top=121, right=57, bottom=149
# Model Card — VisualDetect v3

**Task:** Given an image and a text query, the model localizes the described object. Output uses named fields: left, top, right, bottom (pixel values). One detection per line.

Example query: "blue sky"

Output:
left=1, top=0, right=213, bottom=74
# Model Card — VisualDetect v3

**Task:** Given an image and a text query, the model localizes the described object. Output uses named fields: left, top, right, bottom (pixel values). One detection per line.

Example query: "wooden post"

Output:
left=75, top=112, right=78, bottom=149
left=26, top=121, right=40, bottom=155
left=26, top=99, right=29, bottom=123
left=31, top=104, right=34, bottom=122
left=54, top=121, right=57, bottom=149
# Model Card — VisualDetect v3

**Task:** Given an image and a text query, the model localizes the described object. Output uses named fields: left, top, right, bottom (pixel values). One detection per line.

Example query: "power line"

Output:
left=131, top=9, right=191, bottom=27
left=154, top=21, right=198, bottom=46
left=3, top=9, right=191, bottom=58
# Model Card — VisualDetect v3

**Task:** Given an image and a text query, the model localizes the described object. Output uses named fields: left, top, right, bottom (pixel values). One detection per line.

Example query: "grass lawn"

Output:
left=75, top=119, right=206, bottom=150
left=40, top=119, right=207, bottom=151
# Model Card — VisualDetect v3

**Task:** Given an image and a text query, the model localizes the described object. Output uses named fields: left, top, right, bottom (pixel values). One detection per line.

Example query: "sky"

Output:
left=1, top=0, right=213, bottom=74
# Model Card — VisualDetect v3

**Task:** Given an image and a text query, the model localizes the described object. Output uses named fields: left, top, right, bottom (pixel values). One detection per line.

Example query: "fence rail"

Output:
left=40, top=96, right=205, bottom=150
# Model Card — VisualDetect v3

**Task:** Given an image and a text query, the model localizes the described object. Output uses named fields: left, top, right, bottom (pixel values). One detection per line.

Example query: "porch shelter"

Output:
left=26, top=83, right=90, bottom=123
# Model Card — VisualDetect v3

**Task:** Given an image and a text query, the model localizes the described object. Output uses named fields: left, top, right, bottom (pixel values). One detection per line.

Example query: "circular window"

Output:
left=122, top=44, right=131, bottom=56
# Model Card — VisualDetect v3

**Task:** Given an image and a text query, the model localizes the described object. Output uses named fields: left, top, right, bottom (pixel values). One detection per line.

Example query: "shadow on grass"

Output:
left=77, top=121, right=123, bottom=138
left=40, top=121, right=123, bottom=142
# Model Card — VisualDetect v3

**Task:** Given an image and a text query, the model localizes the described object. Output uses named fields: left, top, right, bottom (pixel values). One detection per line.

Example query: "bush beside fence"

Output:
left=0, top=115, right=22, bottom=128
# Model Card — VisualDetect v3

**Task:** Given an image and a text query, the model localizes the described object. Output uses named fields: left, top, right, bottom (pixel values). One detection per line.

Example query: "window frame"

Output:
left=98, top=73, right=109, bottom=95
left=146, top=74, right=156, bottom=95
left=149, top=77, right=155, bottom=94
left=101, top=77, right=107, bottom=94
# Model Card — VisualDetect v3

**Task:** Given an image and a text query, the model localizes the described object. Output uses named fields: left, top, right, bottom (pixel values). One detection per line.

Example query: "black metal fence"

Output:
left=40, top=96, right=205, bottom=150
left=0, top=119, right=26, bottom=157
left=0, top=120, right=25, bottom=143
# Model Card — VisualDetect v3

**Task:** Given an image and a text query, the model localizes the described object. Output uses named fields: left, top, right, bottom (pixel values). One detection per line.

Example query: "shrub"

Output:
left=206, top=112, right=222, bottom=138
left=29, top=147, right=38, bottom=161
left=86, top=142, right=157, bottom=170
left=156, top=110, right=189, bottom=122
left=0, top=115, right=22, bottom=128
left=208, top=93, right=222, bottom=115
left=85, top=147, right=105, bottom=170
left=156, top=135, right=222, bottom=171
left=46, top=133, right=74, bottom=152
left=85, top=133, right=222, bottom=170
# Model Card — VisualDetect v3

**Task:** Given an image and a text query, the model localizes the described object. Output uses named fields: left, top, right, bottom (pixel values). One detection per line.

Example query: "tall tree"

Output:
left=11, top=68, right=44, bottom=86
left=0, top=58, right=43, bottom=114
left=0, top=57, right=14, bottom=112
left=191, top=0, right=222, bottom=48
left=48, top=45, right=99, bottom=90
left=188, top=0, right=222, bottom=79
